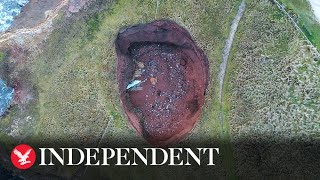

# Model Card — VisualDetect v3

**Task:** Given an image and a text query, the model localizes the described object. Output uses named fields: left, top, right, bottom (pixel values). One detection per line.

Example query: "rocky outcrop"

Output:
left=9, top=0, right=64, bottom=30
left=68, top=0, right=91, bottom=13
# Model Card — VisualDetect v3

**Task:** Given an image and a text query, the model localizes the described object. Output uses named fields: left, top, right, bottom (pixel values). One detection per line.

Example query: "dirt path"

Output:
left=217, top=0, right=246, bottom=127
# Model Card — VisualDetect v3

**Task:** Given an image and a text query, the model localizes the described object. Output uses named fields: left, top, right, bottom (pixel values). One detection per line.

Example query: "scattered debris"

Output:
left=126, top=80, right=143, bottom=90
left=150, top=77, right=157, bottom=85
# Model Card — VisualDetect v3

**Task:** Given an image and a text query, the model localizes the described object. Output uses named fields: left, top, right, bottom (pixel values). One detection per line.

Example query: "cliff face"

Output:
left=8, top=0, right=93, bottom=30
left=1, top=0, right=92, bottom=45
left=0, top=0, right=94, bottom=86
left=9, top=0, right=64, bottom=30
left=0, top=1, right=94, bottom=177
left=68, top=0, right=91, bottom=13
left=0, top=0, right=68, bottom=119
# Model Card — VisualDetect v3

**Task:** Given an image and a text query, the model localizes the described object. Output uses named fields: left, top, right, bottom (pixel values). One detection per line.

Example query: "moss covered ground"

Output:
left=0, top=0, right=319, bottom=178
left=227, top=0, right=320, bottom=177
left=280, top=0, right=320, bottom=49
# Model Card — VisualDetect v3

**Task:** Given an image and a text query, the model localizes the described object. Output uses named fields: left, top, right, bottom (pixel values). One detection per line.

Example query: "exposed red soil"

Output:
left=115, top=20, right=209, bottom=145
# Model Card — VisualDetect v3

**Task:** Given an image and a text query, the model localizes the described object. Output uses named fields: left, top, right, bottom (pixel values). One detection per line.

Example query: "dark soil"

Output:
left=115, top=20, right=209, bottom=145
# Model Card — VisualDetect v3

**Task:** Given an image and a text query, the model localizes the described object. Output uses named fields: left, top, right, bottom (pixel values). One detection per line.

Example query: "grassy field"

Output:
left=0, top=0, right=319, bottom=178
left=29, top=0, right=242, bottom=147
left=0, top=52, right=5, bottom=62
left=227, top=0, right=320, bottom=177
left=0, top=0, right=242, bottom=178
left=230, top=0, right=320, bottom=144
left=279, top=0, right=320, bottom=49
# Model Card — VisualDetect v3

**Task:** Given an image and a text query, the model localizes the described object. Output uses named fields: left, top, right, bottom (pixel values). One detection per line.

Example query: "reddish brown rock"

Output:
left=115, top=20, right=209, bottom=146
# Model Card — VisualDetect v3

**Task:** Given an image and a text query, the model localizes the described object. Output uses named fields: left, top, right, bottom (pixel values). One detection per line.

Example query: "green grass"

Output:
left=226, top=0, right=320, bottom=177
left=1, top=0, right=318, bottom=178
left=0, top=52, right=5, bottom=63
left=279, top=0, right=320, bottom=49
left=11, top=0, right=243, bottom=178
left=1, top=0, right=233, bottom=141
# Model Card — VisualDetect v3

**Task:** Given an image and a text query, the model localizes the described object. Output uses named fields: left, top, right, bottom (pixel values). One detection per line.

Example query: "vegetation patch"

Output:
left=279, top=0, right=320, bottom=49
left=227, top=0, right=320, bottom=177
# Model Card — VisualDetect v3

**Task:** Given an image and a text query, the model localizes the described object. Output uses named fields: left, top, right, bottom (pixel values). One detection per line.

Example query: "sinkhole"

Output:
left=115, top=20, right=209, bottom=145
